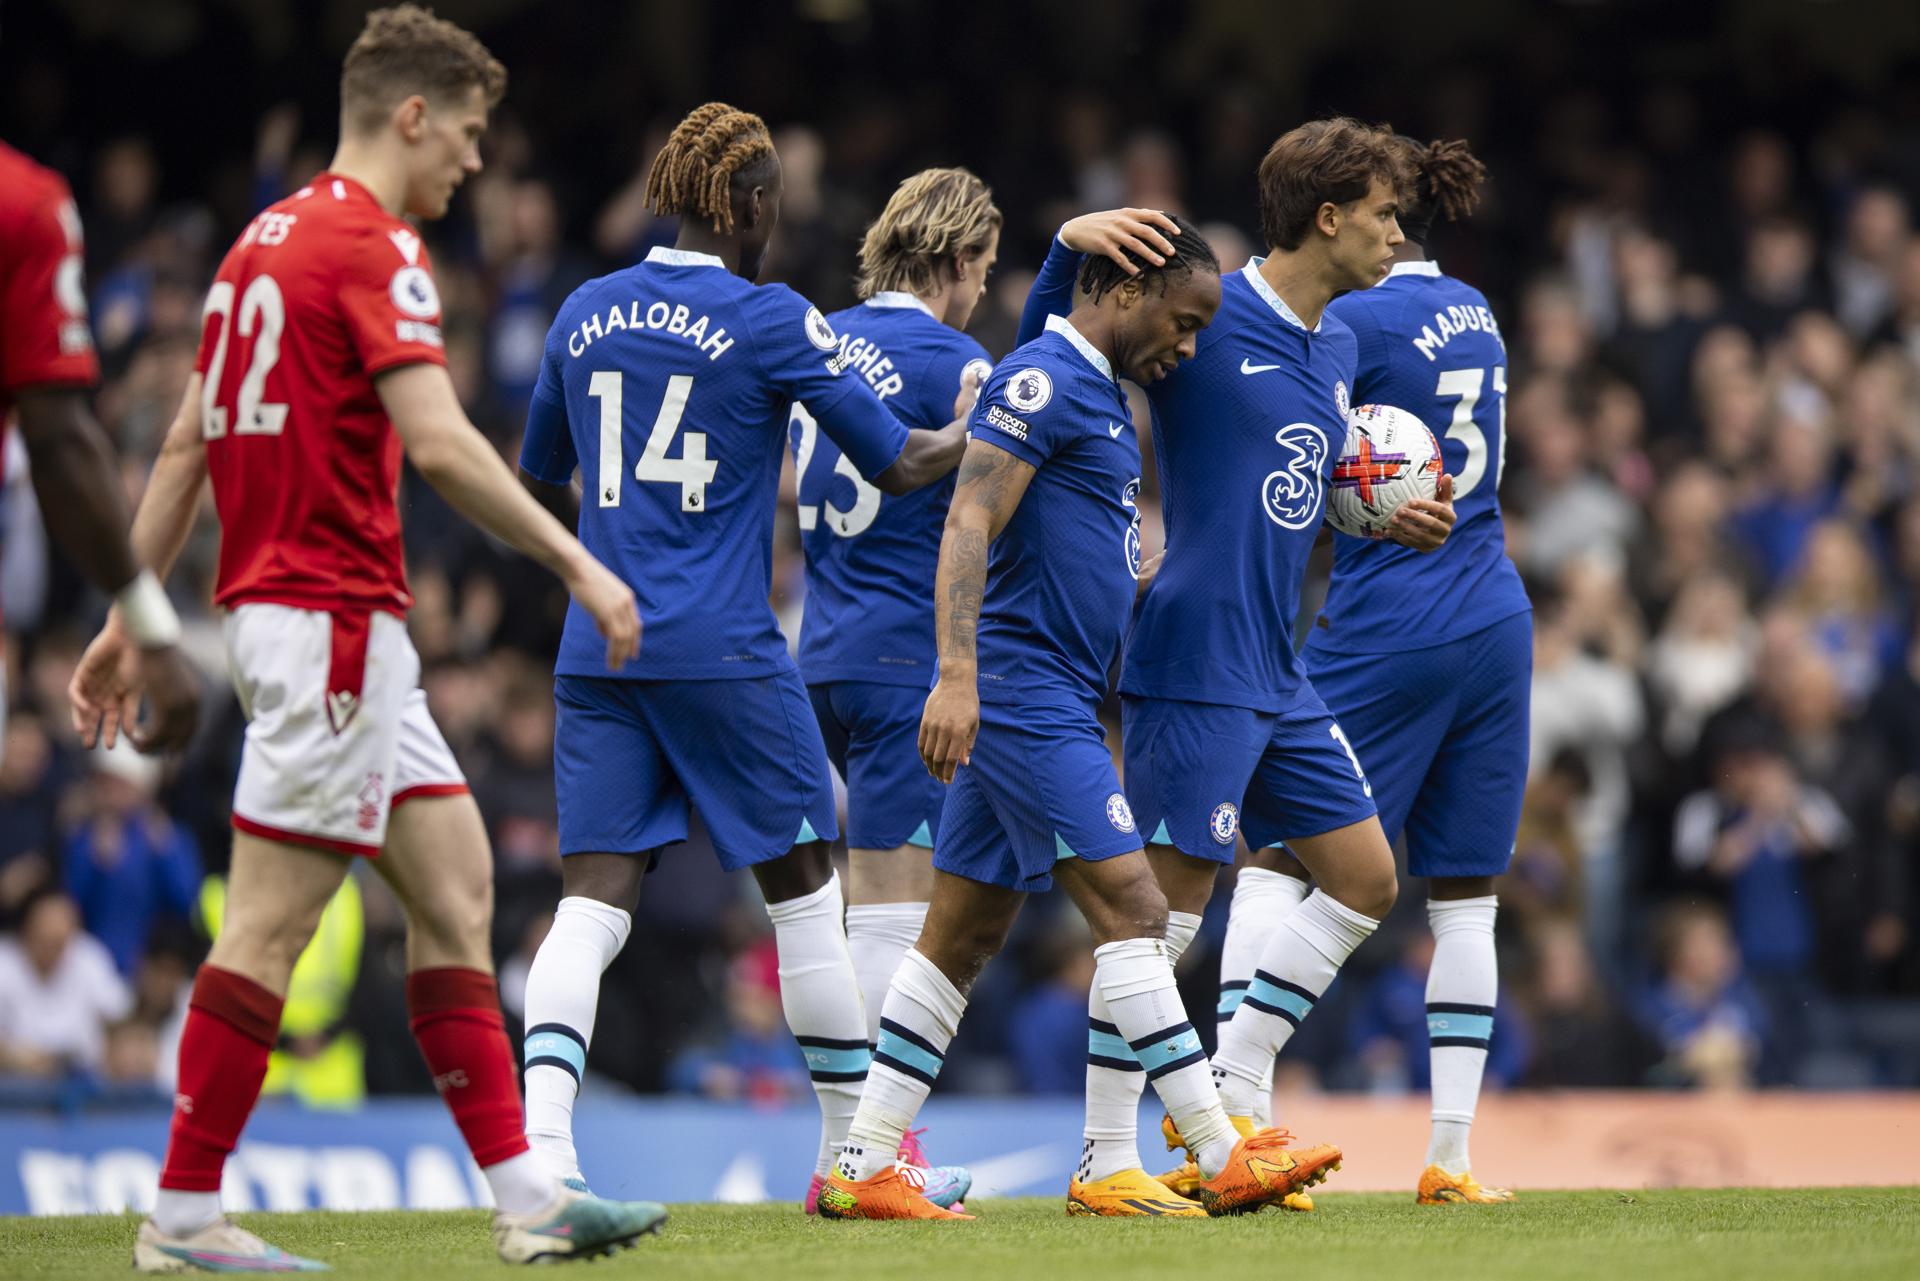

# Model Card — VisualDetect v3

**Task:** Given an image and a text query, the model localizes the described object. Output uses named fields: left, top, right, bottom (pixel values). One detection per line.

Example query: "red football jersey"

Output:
left=0, top=141, right=102, bottom=472
left=195, top=172, right=448, bottom=616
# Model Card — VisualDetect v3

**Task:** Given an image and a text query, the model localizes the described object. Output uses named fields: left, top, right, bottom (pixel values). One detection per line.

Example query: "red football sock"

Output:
left=159, top=966, right=283, bottom=1192
left=407, top=967, right=531, bottom=1168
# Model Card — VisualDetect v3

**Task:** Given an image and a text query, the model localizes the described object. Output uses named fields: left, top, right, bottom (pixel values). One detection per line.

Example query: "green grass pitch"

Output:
left=6, top=1189, right=1917, bottom=1279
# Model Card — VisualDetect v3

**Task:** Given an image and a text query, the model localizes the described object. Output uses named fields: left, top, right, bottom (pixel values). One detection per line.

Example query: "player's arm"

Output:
left=378, top=363, right=637, bottom=668
left=1016, top=209, right=1180, bottom=346
left=918, top=437, right=1036, bottom=784
left=46, top=382, right=204, bottom=754
left=812, top=365, right=983, bottom=497
left=518, top=469, right=581, bottom=527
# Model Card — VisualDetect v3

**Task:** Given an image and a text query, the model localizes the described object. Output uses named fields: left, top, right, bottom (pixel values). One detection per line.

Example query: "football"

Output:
left=1326, top=402, right=1444, bottom=539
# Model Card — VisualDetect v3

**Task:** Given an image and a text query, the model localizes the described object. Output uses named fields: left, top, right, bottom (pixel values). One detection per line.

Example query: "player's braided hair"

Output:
left=1394, top=136, right=1487, bottom=244
left=1076, top=212, right=1221, bottom=305
left=644, top=103, right=778, bottom=233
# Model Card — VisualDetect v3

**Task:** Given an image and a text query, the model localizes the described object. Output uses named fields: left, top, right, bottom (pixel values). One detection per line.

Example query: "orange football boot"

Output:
left=1416, top=1165, right=1515, bottom=1205
left=1159, top=1113, right=1317, bottom=1210
left=814, top=1166, right=974, bottom=1221
left=1189, top=1129, right=1341, bottom=1217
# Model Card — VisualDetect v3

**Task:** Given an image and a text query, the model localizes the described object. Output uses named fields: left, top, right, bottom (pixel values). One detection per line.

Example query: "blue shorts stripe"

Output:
left=907, top=820, right=934, bottom=849
left=1128, top=1022, right=1204, bottom=1076
left=1244, top=972, right=1316, bottom=1026
left=523, top=1023, right=587, bottom=1082
left=875, top=1020, right=945, bottom=1082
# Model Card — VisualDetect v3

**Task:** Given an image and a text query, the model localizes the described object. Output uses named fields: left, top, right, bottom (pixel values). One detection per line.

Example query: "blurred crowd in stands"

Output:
left=5, top=3, right=1920, bottom=1114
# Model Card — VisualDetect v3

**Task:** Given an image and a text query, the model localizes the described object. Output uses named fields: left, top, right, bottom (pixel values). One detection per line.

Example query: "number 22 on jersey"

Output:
left=200, top=276, right=289, bottom=439
left=589, top=371, right=716, bottom=512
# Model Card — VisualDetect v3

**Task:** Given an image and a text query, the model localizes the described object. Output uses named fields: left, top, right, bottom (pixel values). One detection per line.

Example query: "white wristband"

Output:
left=116, top=570, right=182, bottom=648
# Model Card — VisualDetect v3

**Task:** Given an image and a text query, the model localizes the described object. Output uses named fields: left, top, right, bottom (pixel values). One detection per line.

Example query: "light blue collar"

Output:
left=865, top=291, right=936, bottom=317
left=1242, top=258, right=1322, bottom=333
left=1390, top=260, right=1442, bottom=278
left=645, top=246, right=726, bottom=269
left=1044, top=313, right=1115, bottom=381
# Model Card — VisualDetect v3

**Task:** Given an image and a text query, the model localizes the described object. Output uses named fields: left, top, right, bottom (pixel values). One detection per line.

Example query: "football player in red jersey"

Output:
left=68, top=6, right=663, bottom=1271
left=0, top=141, right=199, bottom=755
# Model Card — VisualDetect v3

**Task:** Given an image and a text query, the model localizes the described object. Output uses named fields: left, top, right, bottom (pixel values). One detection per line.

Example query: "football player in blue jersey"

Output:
left=1306, top=136, right=1527, bottom=1206
left=1015, top=119, right=1457, bottom=1212
left=788, top=166, right=1001, bottom=1213
left=819, top=216, right=1340, bottom=1222
left=511, top=104, right=975, bottom=1204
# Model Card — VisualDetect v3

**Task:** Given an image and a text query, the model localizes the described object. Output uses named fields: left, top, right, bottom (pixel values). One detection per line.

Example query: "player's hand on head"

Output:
left=571, top=558, right=642, bottom=668
left=1060, top=209, right=1181, bottom=274
left=1388, top=473, right=1456, bottom=553
left=128, top=646, right=202, bottom=754
left=918, top=679, right=979, bottom=785
left=68, top=623, right=139, bottom=750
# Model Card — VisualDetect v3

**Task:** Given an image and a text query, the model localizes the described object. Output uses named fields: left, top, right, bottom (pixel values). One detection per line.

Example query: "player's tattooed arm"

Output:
left=920, top=438, right=1036, bottom=784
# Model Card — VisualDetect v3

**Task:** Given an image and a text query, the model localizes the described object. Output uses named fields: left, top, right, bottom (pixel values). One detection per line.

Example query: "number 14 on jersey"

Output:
left=588, top=370, right=716, bottom=511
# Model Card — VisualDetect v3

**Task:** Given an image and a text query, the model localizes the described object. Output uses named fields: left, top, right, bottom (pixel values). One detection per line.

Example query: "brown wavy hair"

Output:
left=1257, top=117, right=1412, bottom=252
left=340, top=5, right=506, bottom=133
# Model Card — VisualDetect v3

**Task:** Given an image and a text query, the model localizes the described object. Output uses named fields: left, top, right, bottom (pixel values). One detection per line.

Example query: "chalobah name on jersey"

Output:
left=1411, top=302, right=1503, bottom=362
left=825, top=332, right=906, bottom=400
left=564, top=297, right=737, bottom=361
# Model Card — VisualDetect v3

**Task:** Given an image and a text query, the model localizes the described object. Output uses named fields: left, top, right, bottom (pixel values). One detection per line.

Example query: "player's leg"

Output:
left=1221, top=847, right=1312, bottom=1126
left=822, top=714, right=1035, bottom=1221
left=142, top=605, right=385, bottom=1272
left=814, top=683, right=941, bottom=1053
left=1404, top=614, right=1531, bottom=1205
left=1056, top=848, right=1340, bottom=1215
left=1210, top=694, right=1395, bottom=1122
left=384, top=681, right=668, bottom=1260
left=666, top=673, right=871, bottom=1200
left=519, top=676, right=673, bottom=1189
left=1079, top=696, right=1242, bottom=1199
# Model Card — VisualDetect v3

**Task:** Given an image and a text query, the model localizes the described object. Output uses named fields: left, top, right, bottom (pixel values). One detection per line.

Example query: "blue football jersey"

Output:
left=1315, top=260, right=1529, bottom=652
left=521, top=246, right=909, bottom=681
left=1017, top=242, right=1356, bottom=712
left=965, top=315, right=1141, bottom=709
left=789, top=293, right=992, bottom=688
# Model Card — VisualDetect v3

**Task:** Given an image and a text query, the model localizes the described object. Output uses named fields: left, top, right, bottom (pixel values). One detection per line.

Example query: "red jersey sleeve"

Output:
left=337, top=221, right=449, bottom=377
left=1, top=177, right=100, bottom=395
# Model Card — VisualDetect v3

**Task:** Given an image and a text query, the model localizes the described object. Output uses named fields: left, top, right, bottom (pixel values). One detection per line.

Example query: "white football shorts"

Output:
left=224, top=603, right=466, bottom=855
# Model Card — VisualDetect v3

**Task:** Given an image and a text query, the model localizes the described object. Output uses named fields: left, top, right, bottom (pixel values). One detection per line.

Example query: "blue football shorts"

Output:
left=553, top=671, right=837, bottom=870
left=809, top=680, right=944, bottom=850
left=1302, top=610, right=1532, bottom=878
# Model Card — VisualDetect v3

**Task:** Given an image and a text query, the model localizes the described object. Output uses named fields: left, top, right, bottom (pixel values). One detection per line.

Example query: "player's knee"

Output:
left=213, top=911, right=319, bottom=988
left=1345, top=863, right=1398, bottom=921
left=1091, top=863, right=1169, bottom=945
left=410, top=875, right=493, bottom=954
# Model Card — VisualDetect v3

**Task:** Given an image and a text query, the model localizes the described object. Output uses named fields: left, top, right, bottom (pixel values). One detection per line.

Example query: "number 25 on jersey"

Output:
left=589, top=371, right=717, bottom=512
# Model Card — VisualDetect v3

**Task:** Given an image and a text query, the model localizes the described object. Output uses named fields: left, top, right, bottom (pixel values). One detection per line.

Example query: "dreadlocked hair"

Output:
left=1076, top=212, right=1220, bottom=305
left=1409, top=137, right=1487, bottom=224
left=644, top=102, right=777, bottom=233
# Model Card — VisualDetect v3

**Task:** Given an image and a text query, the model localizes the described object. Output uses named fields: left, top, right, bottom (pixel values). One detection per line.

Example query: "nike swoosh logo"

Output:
left=1108, top=422, right=1124, bottom=438
left=1240, top=359, right=1283, bottom=375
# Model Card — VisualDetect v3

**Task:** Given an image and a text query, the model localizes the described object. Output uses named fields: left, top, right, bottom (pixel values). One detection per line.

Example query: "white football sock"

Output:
left=152, top=1189, right=221, bottom=1238
left=1218, top=867, right=1310, bottom=1125
left=1212, top=890, right=1378, bottom=1117
left=765, top=873, right=872, bottom=1179
left=1078, top=911, right=1200, bottom=1183
left=484, top=1149, right=561, bottom=1216
left=845, top=901, right=928, bottom=1047
left=838, top=948, right=966, bottom=1182
left=522, top=895, right=631, bottom=1180
left=1093, top=935, right=1236, bottom=1178
left=1424, top=895, right=1499, bottom=1173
